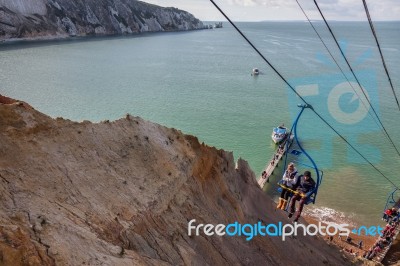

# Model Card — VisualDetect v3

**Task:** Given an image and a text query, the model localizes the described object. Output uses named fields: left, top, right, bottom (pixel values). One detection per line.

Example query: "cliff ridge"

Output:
left=0, top=0, right=204, bottom=41
left=0, top=96, right=352, bottom=265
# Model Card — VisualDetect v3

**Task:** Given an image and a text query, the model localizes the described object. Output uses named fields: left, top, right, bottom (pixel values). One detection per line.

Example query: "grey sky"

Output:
left=142, top=0, right=400, bottom=21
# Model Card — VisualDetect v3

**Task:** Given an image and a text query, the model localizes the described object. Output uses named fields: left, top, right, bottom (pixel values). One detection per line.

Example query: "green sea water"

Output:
left=1, top=21, right=399, bottom=226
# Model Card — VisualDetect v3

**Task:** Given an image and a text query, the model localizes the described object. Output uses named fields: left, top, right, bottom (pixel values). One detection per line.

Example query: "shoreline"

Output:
left=0, top=28, right=207, bottom=46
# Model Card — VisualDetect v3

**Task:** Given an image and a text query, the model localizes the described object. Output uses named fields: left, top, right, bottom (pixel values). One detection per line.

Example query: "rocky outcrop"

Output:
left=0, top=0, right=203, bottom=41
left=0, top=96, right=353, bottom=265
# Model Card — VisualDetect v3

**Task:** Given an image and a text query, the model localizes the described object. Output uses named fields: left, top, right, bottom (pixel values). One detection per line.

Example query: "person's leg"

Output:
left=283, top=190, right=290, bottom=201
left=281, top=191, right=289, bottom=210
left=280, top=189, right=286, bottom=198
left=277, top=189, right=286, bottom=209
left=288, top=194, right=299, bottom=217
left=293, top=197, right=307, bottom=222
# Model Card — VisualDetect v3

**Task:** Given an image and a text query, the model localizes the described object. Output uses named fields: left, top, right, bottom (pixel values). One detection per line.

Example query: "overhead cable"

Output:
left=362, top=0, right=400, bottom=111
left=313, top=0, right=400, bottom=157
left=209, top=0, right=399, bottom=189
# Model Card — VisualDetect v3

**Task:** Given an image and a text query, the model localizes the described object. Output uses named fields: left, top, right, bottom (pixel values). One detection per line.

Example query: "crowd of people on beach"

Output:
left=326, top=215, right=399, bottom=262
left=338, top=236, right=363, bottom=257
left=383, top=207, right=399, bottom=223
left=332, top=206, right=400, bottom=262
left=362, top=211, right=400, bottom=261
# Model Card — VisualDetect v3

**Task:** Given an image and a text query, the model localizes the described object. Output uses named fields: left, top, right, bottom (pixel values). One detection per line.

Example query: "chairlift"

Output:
left=382, top=188, right=400, bottom=221
left=277, top=104, right=323, bottom=205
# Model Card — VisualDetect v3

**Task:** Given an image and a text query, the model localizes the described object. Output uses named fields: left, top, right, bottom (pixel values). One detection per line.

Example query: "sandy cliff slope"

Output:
left=0, top=95, right=353, bottom=265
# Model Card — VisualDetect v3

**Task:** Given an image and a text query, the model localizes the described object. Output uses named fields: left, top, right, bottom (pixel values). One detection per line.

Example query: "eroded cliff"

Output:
left=0, top=95, right=352, bottom=265
left=0, top=0, right=204, bottom=41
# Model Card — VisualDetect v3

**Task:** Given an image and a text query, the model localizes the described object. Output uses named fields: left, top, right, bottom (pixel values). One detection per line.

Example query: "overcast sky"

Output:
left=142, top=0, right=400, bottom=21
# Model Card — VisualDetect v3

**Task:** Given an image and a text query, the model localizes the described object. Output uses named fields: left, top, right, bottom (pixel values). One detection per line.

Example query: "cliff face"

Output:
left=0, top=0, right=204, bottom=41
left=0, top=96, right=351, bottom=265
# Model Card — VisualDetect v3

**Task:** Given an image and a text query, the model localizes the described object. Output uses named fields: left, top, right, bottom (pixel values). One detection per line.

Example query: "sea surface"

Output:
left=1, top=21, right=399, bottom=227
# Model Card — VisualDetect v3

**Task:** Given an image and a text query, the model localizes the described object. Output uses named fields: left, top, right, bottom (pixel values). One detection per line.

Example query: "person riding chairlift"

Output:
left=276, top=162, right=298, bottom=210
left=383, top=207, right=398, bottom=222
left=288, top=170, right=316, bottom=222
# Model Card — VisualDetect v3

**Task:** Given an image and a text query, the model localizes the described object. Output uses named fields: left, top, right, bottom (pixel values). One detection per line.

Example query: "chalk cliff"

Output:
left=0, top=0, right=204, bottom=41
left=0, top=95, right=353, bottom=265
